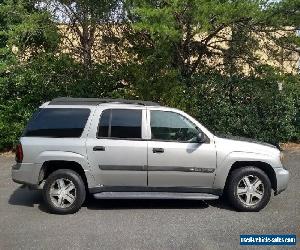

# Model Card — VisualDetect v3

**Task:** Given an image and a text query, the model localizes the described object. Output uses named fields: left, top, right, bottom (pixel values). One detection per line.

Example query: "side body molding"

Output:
left=212, top=151, right=277, bottom=190
left=36, top=151, right=96, bottom=188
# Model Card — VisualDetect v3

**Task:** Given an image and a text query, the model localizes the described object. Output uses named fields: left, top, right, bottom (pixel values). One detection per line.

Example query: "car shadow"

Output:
left=84, top=195, right=236, bottom=211
left=8, top=185, right=43, bottom=207
left=84, top=197, right=210, bottom=210
left=206, top=197, right=236, bottom=211
left=9, top=186, right=235, bottom=212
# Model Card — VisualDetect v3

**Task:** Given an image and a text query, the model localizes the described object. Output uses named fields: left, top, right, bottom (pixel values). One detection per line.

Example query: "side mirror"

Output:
left=196, top=132, right=207, bottom=143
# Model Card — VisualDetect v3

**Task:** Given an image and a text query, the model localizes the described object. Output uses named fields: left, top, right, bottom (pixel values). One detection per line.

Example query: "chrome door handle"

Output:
left=153, top=148, right=164, bottom=153
left=93, top=146, right=106, bottom=151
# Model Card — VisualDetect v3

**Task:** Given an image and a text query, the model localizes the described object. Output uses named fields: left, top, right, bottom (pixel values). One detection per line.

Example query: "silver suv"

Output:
left=12, top=98, right=289, bottom=214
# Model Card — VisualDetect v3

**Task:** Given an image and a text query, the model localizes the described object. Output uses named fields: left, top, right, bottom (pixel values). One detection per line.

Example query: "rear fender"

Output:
left=36, top=151, right=96, bottom=188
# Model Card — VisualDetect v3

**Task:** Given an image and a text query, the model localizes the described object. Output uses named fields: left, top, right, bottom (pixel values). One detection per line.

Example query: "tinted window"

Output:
left=98, top=109, right=110, bottom=137
left=24, top=108, right=90, bottom=138
left=150, top=111, right=199, bottom=142
left=98, top=109, right=142, bottom=139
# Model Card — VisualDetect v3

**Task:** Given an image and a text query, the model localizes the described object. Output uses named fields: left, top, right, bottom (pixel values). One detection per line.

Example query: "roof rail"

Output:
left=48, top=97, right=160, bottom=106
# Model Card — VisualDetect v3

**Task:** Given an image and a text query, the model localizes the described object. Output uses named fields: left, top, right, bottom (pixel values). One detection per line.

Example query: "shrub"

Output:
left=191, top=73, right=299, bottom=144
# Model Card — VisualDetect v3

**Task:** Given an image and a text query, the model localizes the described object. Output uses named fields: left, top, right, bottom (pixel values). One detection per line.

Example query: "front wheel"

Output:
left=43, top=169, right=86, bottom=214
left=226, top=167, right=272, bottom=212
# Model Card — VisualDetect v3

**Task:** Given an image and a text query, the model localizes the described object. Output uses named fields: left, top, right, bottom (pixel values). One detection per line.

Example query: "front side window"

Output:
left=150, top=110, right=199, bottom=142
left=98, top=109, right=142, bottom=139
left=24, top=108, right=90, bottom=138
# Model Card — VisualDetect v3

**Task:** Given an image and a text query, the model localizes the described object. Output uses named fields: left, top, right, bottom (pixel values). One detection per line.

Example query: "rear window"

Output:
left=97, top=109, right=142, bottom=139
left=24, top=108, right=90, bottom=138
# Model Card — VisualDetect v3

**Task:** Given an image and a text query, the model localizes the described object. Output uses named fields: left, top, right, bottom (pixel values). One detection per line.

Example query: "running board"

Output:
left=93, top=192, right=219, bottom=200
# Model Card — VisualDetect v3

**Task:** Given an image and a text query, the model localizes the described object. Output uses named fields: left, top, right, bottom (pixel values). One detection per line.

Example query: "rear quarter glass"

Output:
left=23, top=108, right=91, bottom=138
left=22, top=109, right=41, bottom=136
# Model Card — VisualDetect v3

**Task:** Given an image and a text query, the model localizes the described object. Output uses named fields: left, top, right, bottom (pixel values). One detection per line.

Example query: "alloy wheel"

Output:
left=49, top=178, right=77, bottom=208
left=237, top=175, right=264, bottom=206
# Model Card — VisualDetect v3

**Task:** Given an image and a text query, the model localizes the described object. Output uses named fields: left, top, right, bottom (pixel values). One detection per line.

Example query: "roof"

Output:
left=48, top=97, right=160, bottom=106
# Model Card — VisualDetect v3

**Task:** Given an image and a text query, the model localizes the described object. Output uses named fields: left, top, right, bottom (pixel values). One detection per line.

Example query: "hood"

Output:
left=215, top=134, right=280, bottom=157
left=217, top=134, right=278, bottom=149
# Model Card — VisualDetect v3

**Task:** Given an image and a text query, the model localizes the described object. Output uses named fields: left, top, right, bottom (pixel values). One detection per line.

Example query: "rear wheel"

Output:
left=43, top=169, right=86, bottom=214
left=226, top=167, right=271, bottom=212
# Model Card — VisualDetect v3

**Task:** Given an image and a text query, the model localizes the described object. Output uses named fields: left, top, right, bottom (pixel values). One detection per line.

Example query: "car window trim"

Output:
left=149, top=138, right=202, bottom=144
left=97, top=137, right=148, bottom=141
left=108, top=109, right=112, bottom=137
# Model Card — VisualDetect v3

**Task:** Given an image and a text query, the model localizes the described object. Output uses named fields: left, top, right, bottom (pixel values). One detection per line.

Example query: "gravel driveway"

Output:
left=0, top=150, right=299, bottom=250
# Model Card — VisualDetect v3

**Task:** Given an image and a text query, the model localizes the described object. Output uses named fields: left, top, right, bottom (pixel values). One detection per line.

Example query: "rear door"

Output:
left=86, top=107, right=148, bottom=187
left=147, top=109, right=217, bottom=188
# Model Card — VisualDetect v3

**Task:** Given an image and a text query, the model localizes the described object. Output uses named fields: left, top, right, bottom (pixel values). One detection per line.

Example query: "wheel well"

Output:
left=226, top=161, right=277, bottom=191
left=40, top=160, right=88, bottom=190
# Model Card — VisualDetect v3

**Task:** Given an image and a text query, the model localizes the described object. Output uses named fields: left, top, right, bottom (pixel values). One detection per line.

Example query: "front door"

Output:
left=147, top=110, right=217, bottom=188
left=86, top=108, right=148, bottom=187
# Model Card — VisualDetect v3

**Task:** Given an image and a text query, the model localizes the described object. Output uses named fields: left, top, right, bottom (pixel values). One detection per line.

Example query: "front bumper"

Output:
left=274, top=167, right=289, bottom=195
left=12, top=162, right=42, bottom=187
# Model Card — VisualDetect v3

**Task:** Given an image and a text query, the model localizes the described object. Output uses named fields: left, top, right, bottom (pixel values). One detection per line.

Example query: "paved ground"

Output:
left=0, top=151, right=299, bottom=250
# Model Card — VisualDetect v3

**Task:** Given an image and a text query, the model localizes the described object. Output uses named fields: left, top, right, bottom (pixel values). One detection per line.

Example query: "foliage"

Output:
left=0, top=0, right=299, bottom=150
left=126, top=0, right=300, bottom=81
left=121, top=0, right=300, bottom=143
left=191, top=72, right=299, bottom=143
left=0, top=53, right=122, bottom=149
left=39, top=0, right=123, bottom=68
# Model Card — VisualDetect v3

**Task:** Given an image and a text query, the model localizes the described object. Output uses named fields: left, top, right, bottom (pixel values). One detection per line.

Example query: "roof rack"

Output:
left=48, top=97, right=160, bottom=106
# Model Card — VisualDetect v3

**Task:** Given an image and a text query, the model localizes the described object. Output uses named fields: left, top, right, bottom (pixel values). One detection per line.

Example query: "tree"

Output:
left=0, top=0, right=60, bottom=149
left=0, top=0, right=299, bottom=150
left=125, top=0, right=300, bottom=92
left=120, top=0, right=300, bottom=143
left=39, top=0, right=123, bottom=69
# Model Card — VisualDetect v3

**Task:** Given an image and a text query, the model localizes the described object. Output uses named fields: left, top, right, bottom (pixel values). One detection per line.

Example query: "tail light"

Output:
left=15, top=143, right=23, bottom=163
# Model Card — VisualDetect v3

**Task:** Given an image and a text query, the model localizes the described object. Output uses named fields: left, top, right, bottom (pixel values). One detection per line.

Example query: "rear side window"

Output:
left=24, top=108, right=90, bottom=138
left=98, top=109, right=142, bottom=139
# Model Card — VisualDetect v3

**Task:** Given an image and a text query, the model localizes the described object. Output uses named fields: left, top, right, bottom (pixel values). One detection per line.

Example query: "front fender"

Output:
left=212, top=151, right=280, bottom=190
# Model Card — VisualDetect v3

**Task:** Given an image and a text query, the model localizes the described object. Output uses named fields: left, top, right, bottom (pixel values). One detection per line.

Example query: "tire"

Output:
left=42, top=169, right=86, bottom=214
left=226, top=167, right=272, bottom=212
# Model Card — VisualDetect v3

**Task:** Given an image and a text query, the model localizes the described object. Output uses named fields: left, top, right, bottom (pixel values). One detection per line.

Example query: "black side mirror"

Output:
left=196, top=132, right=207, bottom=143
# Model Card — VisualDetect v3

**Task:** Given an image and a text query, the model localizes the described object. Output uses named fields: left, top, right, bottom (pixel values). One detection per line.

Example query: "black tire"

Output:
left=226, top=167, right=272, bottom=212
left=42, top=169, right=86, bottom=214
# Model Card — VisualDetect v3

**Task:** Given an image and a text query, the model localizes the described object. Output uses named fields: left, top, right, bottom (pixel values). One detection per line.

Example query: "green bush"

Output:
left=0, top=54, right=122, bottom=150
left=190, top=73, right=299, bottom=144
